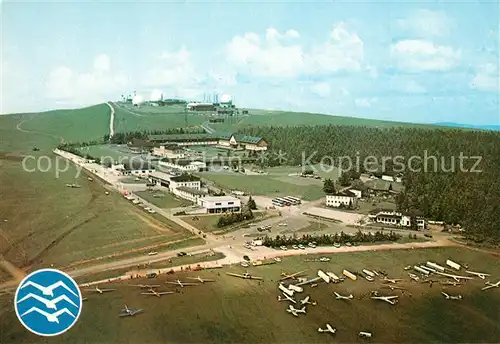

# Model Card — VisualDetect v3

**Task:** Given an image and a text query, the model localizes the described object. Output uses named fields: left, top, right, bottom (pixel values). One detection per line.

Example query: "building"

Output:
left=234, top=134, right=268, bottom=151
left=381, top=175, right=394, bottom=182
left=325, top=191, right=358, bottom=208
left=149, top=171, right=175, bottom=187
left=146, top=133, right=267, bottom=152
left=169, top=174, right=202, bottom=191
left=173, top=186, right=207, bottom=203
left=152, top=145, right=186, bottom=159
left=197, top=196, right=241, bottom=213
left=186, top=103, right=215, bottom=112
left=368, top=209, right=426, bottom=229
left=348, top=189, right=362, bottom=198
left=159, top=158, right=207, bottom=172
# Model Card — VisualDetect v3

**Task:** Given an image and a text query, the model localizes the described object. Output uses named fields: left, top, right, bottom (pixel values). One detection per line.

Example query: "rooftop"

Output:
left=202, top=195, right=241, bottom=202
left=149, top=171, right=174, bottom=181
left=176, top=186, right=207, bottom=196
left=170, top=174, right=201, bottom=183
left=234, top=134, right=264, bottom=144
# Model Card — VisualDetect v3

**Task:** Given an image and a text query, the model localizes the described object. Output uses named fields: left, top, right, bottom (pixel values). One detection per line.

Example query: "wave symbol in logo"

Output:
left=14, top=268, right=82, bottom=336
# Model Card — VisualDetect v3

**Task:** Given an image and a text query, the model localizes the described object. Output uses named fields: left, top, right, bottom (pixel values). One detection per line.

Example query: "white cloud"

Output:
left=225, top=23, right=364, bottom=78
left=355, top=97, right=377, bottom=108
left=401, top=80, right=426, bottom=94
left=310, top=82, right=331, bottom=97
left=397, top=9, right=453, bottom=37
left=45, top=54, right=128, bottom=104
left=470, top=63, right=499, bottom=92
left=390, top=39, right=460, bottom=71
left=144, top=46, right=201, bottom=87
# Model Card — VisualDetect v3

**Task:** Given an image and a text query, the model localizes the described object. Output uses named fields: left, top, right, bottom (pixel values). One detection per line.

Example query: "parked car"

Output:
left=177, top=252, right=187, bottom=257
left=280, top=245, right=287, bottom=251
left=243, top=255, right=251, bottom=261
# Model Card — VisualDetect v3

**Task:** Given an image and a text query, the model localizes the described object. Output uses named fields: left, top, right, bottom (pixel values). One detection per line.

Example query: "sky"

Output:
left=1, top=1, right=499, bottom=125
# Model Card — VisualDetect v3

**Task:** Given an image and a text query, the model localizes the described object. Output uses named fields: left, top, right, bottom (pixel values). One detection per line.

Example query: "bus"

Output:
left=285, top=196, right=302, bottom=205
left=275, top=197, right=291, bottom=206
left=272, top=199, right=285, bottom=207
left=282, top=196, right=300, bottom=205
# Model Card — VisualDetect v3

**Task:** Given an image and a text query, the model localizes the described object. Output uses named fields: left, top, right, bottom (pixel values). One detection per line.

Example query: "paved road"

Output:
left=106, top=102, right=115, bottom=138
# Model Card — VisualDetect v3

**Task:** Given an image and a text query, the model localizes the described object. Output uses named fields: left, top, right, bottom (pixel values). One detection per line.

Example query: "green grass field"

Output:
left=197, top=172, right=326, bottom=200
left=1, top=247, right=498, bottom=344
left=183, top=211, right=271, bottom=234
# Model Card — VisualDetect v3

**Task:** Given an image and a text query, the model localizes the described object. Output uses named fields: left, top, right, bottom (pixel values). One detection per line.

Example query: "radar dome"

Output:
left=220, top=94, right=232, bottom=104
left=132, top=95, right=144, bottom=105
left=150, top=89, right=163, bottom=102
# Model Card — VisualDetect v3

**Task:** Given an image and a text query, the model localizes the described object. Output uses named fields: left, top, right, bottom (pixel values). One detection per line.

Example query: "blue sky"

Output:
left=1, top=1, right=499, bottom=125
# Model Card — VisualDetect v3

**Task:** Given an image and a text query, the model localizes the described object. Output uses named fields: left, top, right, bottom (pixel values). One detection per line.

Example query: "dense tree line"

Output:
left=237, top=125, right=500, bottom=244
left=216, top=206, right=254, bottom=228
left=262, top=230, right=401, bottom=248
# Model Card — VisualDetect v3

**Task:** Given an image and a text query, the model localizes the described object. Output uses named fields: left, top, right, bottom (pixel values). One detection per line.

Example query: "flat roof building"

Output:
left=197, top=196, right=241, bottom=213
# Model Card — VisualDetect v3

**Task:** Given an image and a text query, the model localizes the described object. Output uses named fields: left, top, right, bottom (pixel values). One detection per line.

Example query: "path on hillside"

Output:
left=113, top=101, right=152, bottom=118
left=16, top=118, right=64, bottom=142
left=201, top=121, right=216, bottom=134
left=106, top=102, right=115, bottom=138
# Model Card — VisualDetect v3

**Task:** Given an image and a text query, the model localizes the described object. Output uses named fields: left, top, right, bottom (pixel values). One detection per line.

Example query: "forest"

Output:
left=238, top=125, right=500, bottom=244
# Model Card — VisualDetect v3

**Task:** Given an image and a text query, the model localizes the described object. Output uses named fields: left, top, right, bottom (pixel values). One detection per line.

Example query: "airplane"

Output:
left=318, top=324, right=336, bottom=334
left=300, top=296, right=317, bottom=306
left=65, top=183, right=81, bottom=188
left=440, top=281, right=462, bottom=287
left=408, top=273, right=419, bottom=282
left=381, top=284, right=406, bottom=291
left=441, top=292, right=462, bottom=300
left=280, top=270, right=307, bottom=281
left=465, top=271, right=491, bottom=279
left=165, top=280, right=199, bottom=288
left=296, top=276, right=322, bottom=286
left=359, top=331, right=372, bottom=338
left=21, top=307, right=75, bottom=323
left=226, top=272, right=263, bottom=280
left=286, top=305, right=306, bottom=317
left=481, top=280, right=500, bottom=291
left=334, top=292, right=353, bottom=300
left=434, top=271, right=473, bottom=282
left=381, top=277, right=402, bottom=284
left=141, top=288, right=175, bottom=297
left=371, top=295, right=399, bottom=305
left=186, top=276, right=216, bottom=283
left=17, top=293, right=78, bottom=309
left=84, top=286, right=117, bottom=294
left=119, top=305, right=143, bottom=317
left=130, top=284, right=161, bottom=289
left=277, top=293, right=296, bottom=304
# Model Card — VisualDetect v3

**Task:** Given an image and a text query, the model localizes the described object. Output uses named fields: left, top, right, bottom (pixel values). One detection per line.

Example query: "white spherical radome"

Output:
left=150, top=89, right=163, bottom=102
left=132, top=95, right=144, bottom=105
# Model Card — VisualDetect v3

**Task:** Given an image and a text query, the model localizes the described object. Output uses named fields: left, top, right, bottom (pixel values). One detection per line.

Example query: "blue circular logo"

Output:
left=14, top=268, right=82, bottom=337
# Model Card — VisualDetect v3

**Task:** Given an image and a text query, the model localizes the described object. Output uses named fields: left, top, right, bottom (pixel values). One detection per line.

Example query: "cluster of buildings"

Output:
left=368, top=209, right=426, bottom=229
left=325, top=189, right=362, bottom=208
left=149, top=171, right=241, bottom=213
left=147, top=132, right=268, bottom=152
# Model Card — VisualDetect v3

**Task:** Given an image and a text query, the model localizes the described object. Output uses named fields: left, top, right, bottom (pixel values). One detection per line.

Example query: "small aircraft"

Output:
left=371, top=295, right=399, bottom=305
left=481, top=280, right=500, bottom=291
left=277, top=293, right=296, bottom=304
left=130, top=284, right=161, bottom=289
left=84, top=286, right=117, bottom=294
left=296, top=276, right=322, bottom=286
left=359, top=331, right=372, bottom=338
left=119, top=305, right=143, bottom=317
left=280, top=270, right=307, bottom=281
left=226, top=272, right=263, bottom=280
left=381, top=277, right=402, bottom=284
left=66, top=183, right=81, bottom=188
left=440, top=281, right=462, bottom=287
left=441, top=292, right=462, bottom=300
left=141, top=288, right=175, bottom=297
left=186, top=276, right=216, bottom=283
left=286, top=305, right=306, bottom=317
left=165, top=280, right=198, bottom=288
left=465, top=270, right=491, bottom=279
left=334, top=292, right=353, bottom=300
left=434, top=271, right=473, bottom=282
left=381, top=284, right=406, bottom=291
left=318, top=324, right=336, bottom=334
left=408, top=273, right=420, bottom=282
left=300, top=296, right=317, bottom=306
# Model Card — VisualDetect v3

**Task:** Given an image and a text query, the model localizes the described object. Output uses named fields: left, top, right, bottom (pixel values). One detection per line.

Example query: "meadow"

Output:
left=1, top=246, right=498, bottom=344
left=135, top=190, right=193, bottom=209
